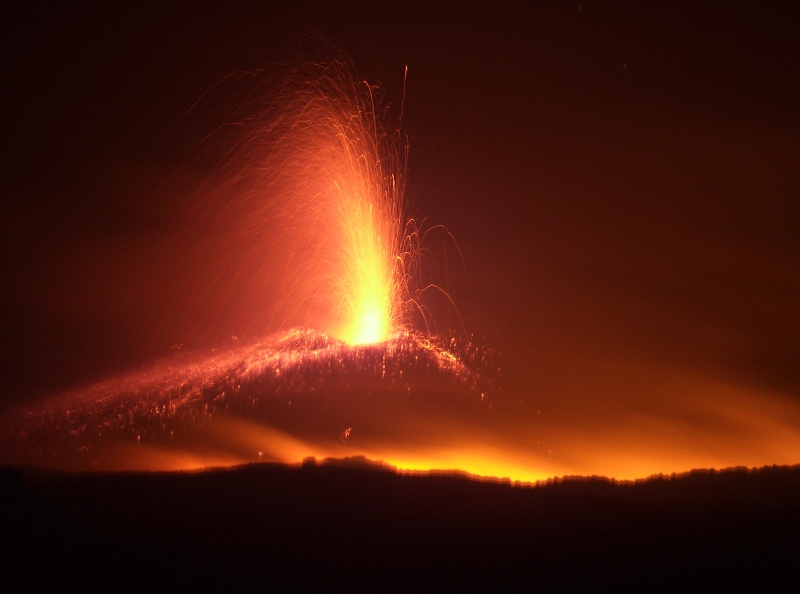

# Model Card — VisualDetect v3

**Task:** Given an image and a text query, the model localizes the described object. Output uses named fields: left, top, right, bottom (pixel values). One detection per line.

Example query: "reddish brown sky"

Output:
left=2, top=0, right=798, bottom=462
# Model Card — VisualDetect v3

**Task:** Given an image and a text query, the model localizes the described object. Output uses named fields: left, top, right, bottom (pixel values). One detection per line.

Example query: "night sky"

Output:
left=2, top=2, right=799, bottom=475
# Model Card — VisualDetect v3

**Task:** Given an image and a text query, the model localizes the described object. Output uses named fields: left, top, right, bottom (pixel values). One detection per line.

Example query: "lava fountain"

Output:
left=182, top=55, right=441, bottom=346
left=255, top=59, right=406, bottom=344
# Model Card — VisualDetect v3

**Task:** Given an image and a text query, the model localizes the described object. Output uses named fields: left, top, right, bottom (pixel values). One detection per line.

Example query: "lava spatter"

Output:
left=1, top=330, right=498, bottom=471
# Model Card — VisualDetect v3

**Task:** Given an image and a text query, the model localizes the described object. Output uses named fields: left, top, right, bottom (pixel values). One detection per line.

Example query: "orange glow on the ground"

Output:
left=5, top=333, right=799, bottom=482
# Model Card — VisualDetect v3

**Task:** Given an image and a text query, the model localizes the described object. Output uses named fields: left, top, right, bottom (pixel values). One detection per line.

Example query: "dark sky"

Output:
left=2, top=0, right=799, bottom=424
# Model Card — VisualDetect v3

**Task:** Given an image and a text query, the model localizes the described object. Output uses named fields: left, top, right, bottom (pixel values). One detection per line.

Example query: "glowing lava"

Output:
left=0, top=330, right=493, bottom=473
left=4, top=330, right=799, bottom=482
left=294, top=72, right=405, bottom=345
left=189, top=55, right=419, bottom=346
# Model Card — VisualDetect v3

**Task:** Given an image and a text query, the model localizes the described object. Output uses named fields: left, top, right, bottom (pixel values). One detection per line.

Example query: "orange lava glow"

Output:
left=286, top=72, right=404, bottom=345
left=185, top=56, right=425, bottom=346
left=4, top=332, right=799, bottom=482
left=85, top=372, right=800, bottom=482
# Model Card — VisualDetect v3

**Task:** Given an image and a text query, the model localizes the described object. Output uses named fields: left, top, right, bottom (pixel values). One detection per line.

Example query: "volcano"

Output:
left=1, top=330, right=497, bottom=473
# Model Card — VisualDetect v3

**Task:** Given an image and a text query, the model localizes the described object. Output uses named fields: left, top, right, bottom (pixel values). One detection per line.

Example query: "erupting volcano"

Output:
left=2, top=44, right=799, bottom=486
left=0, top=53, right=499, bottom=475
left=5, top=6, right=799, bottom=589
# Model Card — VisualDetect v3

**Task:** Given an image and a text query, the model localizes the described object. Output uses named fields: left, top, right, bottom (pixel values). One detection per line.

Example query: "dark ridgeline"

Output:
left=2, top=460, right=799, bottom=591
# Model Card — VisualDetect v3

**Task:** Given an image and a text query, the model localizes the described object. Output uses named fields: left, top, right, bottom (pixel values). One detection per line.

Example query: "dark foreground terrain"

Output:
left=3, top=459, right=799, bottom=591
